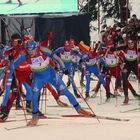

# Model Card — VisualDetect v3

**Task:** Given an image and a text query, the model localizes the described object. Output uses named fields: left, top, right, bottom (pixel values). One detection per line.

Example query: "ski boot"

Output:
left=74, top=90, right=81, bottom=98
left=85, top=92, right=90, bottom=99
left=123, top=96, right=129, bottom=105
left=0, top=106, right=9, bottom=122
left=105, top=93, right=111, bottom=103
left=77, top=108, right=95, bottom=117
left=27, top=117, right=39, bottom=126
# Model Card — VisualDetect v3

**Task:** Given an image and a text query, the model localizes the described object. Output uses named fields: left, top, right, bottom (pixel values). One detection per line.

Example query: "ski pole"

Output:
left=72, top=80, right=100, bottom=123
left=11, top=60, right=28, bottom=125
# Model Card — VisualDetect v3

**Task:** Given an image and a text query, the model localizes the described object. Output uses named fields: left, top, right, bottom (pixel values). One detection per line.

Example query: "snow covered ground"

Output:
left=0, top=73, right=140, bottom=140
left=0, top=1, right=140, bottom=140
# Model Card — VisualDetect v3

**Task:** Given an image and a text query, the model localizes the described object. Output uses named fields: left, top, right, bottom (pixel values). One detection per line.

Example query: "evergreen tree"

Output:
left=79, top=0, right=98, bottom=20
left=102, top=0, right=120, bottom=19
left=80, top=0, right=124, bottom=21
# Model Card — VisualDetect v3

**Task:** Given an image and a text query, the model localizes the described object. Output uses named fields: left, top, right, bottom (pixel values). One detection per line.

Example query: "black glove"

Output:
left=54, top=66, right=59, bottom=72
left=79, top=59, right=83, bottom=64
left=9, top=55, right=14, bottom=62
left=63, top=68, right=69, bottom=75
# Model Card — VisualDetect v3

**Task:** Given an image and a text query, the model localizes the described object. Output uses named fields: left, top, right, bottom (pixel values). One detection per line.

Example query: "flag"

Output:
left=78, top=41, right=90, bottom=54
